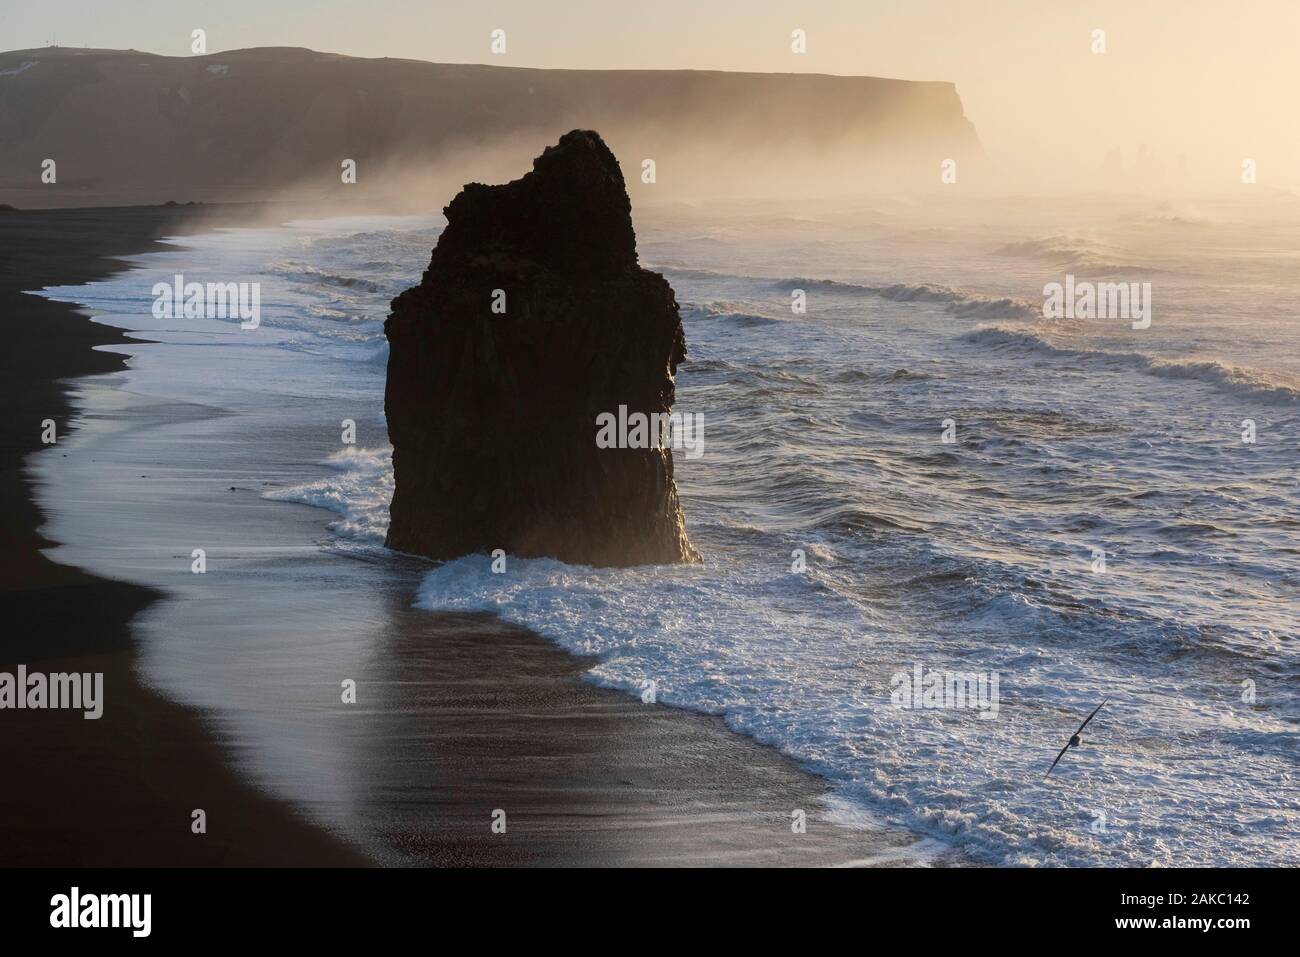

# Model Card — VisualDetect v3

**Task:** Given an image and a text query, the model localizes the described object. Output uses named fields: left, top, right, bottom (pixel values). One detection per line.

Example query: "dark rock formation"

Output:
left=384, top=130, right=699, bottom=567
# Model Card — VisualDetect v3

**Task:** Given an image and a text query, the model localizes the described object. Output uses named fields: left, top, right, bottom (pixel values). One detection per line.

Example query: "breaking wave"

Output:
left=960, top=326, right=1300, bottom=405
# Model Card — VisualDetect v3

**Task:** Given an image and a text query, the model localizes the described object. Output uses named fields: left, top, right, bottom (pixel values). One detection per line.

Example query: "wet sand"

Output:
left=0, top=204, right=365, bottom=865
left=2, top=204, right=947, bottom=866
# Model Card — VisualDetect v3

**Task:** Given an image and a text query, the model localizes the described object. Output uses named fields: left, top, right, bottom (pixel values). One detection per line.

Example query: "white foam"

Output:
left=266, top=446, right=393, bottom=543
left=34, top=202, right=1300, bottom=867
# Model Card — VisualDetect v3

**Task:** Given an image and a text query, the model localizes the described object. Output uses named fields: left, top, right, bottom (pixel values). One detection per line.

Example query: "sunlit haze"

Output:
left=4, top=0, right=1299, bottom=192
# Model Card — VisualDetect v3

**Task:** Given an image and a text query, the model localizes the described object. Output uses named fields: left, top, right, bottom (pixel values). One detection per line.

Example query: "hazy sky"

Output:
left=6, top=0, right=1298, bottom=190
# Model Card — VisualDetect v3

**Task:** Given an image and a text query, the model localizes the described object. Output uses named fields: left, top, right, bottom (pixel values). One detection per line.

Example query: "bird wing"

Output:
left=1075, top=697, right=1108, bottom=736
left=1045, top=698, right=1108, bottom=778
left=1044, top=742, right=1072, bottom=778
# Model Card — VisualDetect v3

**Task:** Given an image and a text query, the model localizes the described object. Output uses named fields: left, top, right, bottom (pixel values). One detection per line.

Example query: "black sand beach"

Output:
left=1, top=204, right=938, bottom=867
left=0, top=204, right=366, bottom=865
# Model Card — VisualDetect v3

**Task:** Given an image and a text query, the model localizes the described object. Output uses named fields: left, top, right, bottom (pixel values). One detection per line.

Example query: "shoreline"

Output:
left=2, top=204, right=952, bottom=867
left=0, top=203, right=368, bottom=865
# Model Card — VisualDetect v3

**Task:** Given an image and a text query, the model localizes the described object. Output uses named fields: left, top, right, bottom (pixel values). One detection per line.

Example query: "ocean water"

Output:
left=37, top=195, right=1299, bottom=866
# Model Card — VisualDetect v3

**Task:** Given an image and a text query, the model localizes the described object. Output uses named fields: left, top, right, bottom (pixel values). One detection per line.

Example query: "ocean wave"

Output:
left=264, top=446, right=392, bottom=542
left=960, top=326, right=1300, bottom=405
left=780, top=276, right=1041, bottom=321
left=808, top=505, right=930, bottom=535
left=652, top=264, right=735, bottom=281
left=996, top=235, right=1112, bottom=264
left=942, top=295, right=1041, bottom=321
left=1144, top=358, right=1300, bottom=403
left=828, top=367, right=933, bottom=385
left=681, top=303, right=785, bottom=328
left=994, top=235, right=1163, bottom=275
left=659, top=264, right=1041, bottom=322
left=268, top=260, right=387, bottom=294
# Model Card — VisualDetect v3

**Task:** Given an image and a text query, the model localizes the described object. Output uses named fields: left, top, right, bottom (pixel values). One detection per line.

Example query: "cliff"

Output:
left=0, top=46, right=984, bottom=207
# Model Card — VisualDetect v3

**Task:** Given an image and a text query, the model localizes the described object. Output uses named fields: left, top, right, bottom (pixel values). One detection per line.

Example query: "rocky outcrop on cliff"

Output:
left=384, top=130, right=699, bottom=567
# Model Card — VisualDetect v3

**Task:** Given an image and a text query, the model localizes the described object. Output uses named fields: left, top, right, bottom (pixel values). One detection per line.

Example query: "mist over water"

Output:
left=36, top=192, right=1300, bottom=865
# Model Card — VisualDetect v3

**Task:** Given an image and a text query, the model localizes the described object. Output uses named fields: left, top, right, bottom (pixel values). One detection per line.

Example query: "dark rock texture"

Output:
left=384, top=130, right=699, bottom=566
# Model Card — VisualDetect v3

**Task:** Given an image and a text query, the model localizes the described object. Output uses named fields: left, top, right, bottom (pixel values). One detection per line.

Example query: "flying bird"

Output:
left=1044, top=698, right=1107, bottom=778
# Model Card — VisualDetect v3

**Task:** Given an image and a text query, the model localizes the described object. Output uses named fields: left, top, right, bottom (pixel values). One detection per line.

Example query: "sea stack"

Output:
left=384, top=130, right=699, bottom=566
